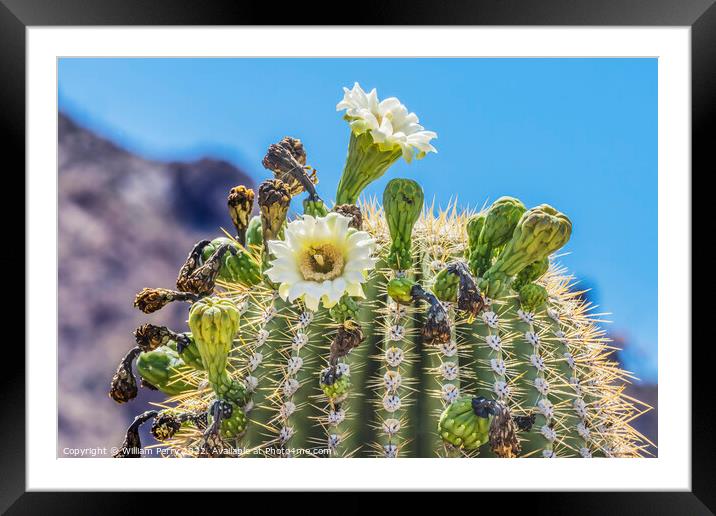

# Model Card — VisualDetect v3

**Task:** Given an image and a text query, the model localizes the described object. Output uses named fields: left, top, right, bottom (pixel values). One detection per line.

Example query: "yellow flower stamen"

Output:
left=299, top=243, right=344, bottom=281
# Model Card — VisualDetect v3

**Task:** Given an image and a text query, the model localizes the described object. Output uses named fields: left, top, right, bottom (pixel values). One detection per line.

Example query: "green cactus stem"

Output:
left=383, top=178, right=424, bottom=271
left=227, top=185, right=254, bottom=246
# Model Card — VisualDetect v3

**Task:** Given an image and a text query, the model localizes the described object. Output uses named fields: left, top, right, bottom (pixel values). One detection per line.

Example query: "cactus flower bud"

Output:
left=328, top=320, right=364, bottom=364
left=113, top=410, right=157, bottom=458
left=411, top=284, right=451, bottom=345
left=488, top=400, right=520, bottom=458
left=135, top=346, right=196, bottom=396
left=332, top=204, right=363, bottom=230
left=518, top=283, right=549, bottom=313
left=387, top=277, right=417, bottom=305
left=262, top=137, right=317, bottom=197
left=438, top=396, right=490, bottom=450
left=258, top=179, right=291, bottom=255
left=150, top=410, right=182, bottom=441
left=133, top=288, right=197, bottom=314
left=109, top=347, right=141, bottom=403
left=201, top=237, right=262, bottom=286
left=471, top=197, right=526, bottom=277
left=320, top=367, right=352, bottom=402
left=481, top=204, right=571, bottom=298
left=227, top=185, right=254, bottom=245
left=465, top=213, right=487, bottom=277
left=383, top=178, right=424, bottom=271
left=329, top=295, right=361, bottom=323
left=433, top=267, right=459, bottom=303
left=303, top=198, right=329, bottom=217
left=188, top=297, right=241, bottom=387
left=133, top=323, right=189, bottom=353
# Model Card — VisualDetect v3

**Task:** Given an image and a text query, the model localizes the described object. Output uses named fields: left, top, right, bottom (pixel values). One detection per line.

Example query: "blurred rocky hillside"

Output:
left=58, top=113, right=254, bottom=455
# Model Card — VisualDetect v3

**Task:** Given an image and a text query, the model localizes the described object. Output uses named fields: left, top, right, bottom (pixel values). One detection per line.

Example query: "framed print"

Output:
left=5, top=0, right=713, bottom=512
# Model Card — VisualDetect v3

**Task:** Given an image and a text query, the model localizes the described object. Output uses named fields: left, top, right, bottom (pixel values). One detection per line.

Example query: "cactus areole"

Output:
left=112, top=82, right=650, bottom=459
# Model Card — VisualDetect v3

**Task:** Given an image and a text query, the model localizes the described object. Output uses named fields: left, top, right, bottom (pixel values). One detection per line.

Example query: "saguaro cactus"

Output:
left=110, top=83, right=650, bottom=459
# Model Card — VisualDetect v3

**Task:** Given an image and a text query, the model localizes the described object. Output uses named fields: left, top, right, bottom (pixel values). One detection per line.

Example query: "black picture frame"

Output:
left=4, top=0, right=710, bottom=513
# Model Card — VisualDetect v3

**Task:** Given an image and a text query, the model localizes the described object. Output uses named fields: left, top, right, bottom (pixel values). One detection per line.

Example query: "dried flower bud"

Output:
left=279, top=136, right=307, bottom=165
left=113, top=410, right=157, bottom=458
left=332, top=204, right=363, bottom=230
left=448, top=262, right=484, bottom=317
left=489, top=401, right=520, bottom=458
left=133, top=323, right=182, bottom=352
left=411, top=284, right=451, bottom=345
left=262, top=138, right=316, bottom=197
left=329, top=320, right=364, bottom=365
left=151, top=411, right=182, bottom=441
left=133, top=288, right=197, bottom=314
left=181, top=243, right=238, bottom=297
left=176, top=240, right=211, bottom=292
left=227, top=185, right=255, bottom=245
left=258, top=179, right=291, bottom=253
left=109, top=347, right=141, bottom=403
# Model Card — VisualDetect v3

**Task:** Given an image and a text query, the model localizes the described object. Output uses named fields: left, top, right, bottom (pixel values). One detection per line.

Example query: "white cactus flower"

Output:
left=265, top=213, right=378, bottom=311
left=336, top=82, right=437, bottom=163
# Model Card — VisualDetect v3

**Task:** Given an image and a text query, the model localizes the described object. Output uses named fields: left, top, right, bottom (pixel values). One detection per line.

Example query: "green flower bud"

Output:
left=303, top=198, right=329, bottom=217
left=437, top=397, right=490, bottom=450
left=387, top=277, right=417, bottom=305
left=220, top=405, right=248, bottom=440
left=471, top=197, right=527, bottom=277
left=245, top=215, right=263, bottom=250
left=136, top=346, right=196, bottom=396
left=207, top=401, right=248, bottom=440
left=383, top=178, right=424, bottom=270
left=433, top=267, right=459, bottom=303
left=482, top=204, right=571, bottom=298
left=335, top=131, right=403, bottom=205
left=512, top=257, right=549, bottom=290
left=201, top=237, right=262, bottom=286
left=188, top=297, right=241, bottom=386
left=320, top=368, right=352, bottom=402
left=466, top=213, right=486, bottom=276
left=329, top=295, right=360, bottom=323
left=167, top=334, right=203, bottom=371
left=518, top=283, right=549, bottom=313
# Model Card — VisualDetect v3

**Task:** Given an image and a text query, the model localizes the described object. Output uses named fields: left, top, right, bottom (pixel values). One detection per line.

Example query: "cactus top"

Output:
left=264, top=212, right=378, bottom=311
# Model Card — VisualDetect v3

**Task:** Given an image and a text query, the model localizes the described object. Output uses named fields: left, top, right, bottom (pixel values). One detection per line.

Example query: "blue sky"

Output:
left=58, top=58, right=658, bottom=382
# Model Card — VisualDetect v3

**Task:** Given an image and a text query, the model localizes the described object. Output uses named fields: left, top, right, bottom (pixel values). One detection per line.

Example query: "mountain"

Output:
left=58, top=113, right=255, bottom=455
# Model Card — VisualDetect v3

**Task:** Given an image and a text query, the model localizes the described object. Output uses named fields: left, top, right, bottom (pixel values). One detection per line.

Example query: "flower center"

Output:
left=299, top=243, right=344, bottom=281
